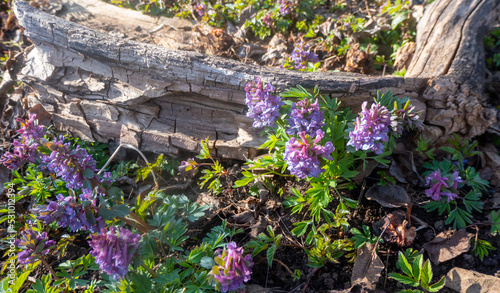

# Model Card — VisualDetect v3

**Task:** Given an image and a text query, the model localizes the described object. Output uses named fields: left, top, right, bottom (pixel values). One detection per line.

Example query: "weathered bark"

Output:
left=406, top=0, right=500, bottom=142
left=9, top=0, right=498, bottom=159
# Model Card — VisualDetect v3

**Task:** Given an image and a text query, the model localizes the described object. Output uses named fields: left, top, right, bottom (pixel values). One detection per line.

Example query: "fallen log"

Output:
left=9, top=0, right=499, bottom=160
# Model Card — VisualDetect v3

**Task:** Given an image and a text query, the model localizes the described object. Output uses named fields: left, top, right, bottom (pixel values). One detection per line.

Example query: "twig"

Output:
left=302, top=267, right=320, bottom=292
left=265, top=263, right=270, bottom=288
left=141, top=263, right=158, bottom=278
left=128, top=211, right=153, bottom=231
left=372, top=218, right=390, bottom=255
left=472, top=225, right=479, bottom=252
left=117, top=215, right=149, bottom=234
left=160, top=179, right=192, bottom=193
left=149, top=23, right=165, bottom=33
left=288, top=282, right=304, bottom=293
left=98, top=143, right=158, bottom=189
left=411, top=214, right=433, bottom=233
left=278, top=214, right=307, bottom=249
left=41, top=257, right=60, bottom=281
left=383, top=247, right=391, bottom=289
left=357, top=180, right=367, bottom=203
left=273, top=259, right=294, bottom=276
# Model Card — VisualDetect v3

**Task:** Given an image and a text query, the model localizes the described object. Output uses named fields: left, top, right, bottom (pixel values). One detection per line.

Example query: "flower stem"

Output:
left=141, top=263, right=158, bottom=278
left=41, top=257, right=59, bottom=281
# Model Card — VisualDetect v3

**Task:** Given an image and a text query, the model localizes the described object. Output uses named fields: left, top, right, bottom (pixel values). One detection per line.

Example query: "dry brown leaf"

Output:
left=344, top=43, right=373, bottom=74
left=250, top=215, right=267, bottom=238
left=373, top=210, right=416, bottom=246
left=29, top=104, right=51, bottom=126
left=389, top=152, right=425, bottom=186
left=351, top=243, right=384, bottom=290
left=446, top=268, right=500, bottom=293
left=229, top=211, right=255, bottom=224
left=353, top=160, right=379, bottom=185
left=365, top=185, right=411, bottom=208
left=423, top=229, right=473, bottom=264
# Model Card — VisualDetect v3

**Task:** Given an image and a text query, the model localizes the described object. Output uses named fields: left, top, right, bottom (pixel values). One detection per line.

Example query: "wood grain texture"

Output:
left=11, top=0, right=497, bottom=159
left=407, top=0, right=499, bottom=141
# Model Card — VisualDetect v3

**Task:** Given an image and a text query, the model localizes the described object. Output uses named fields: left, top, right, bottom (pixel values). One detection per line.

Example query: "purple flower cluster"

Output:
left=88, top=226, right=141, bottom=279
left=262, top=13, right=272, bottom=26
left=0, top=114, right=46, bottom=169
left=425, top=170, right=463, bottom=202
left=287, top=98, right=325, bottom=136
left=245, top=77, right=284, bottom=128
left=279, top=0, right=292, bottom=16
left=17, top=114, right=46, bottom=141
left=347, top=101, right=391, bottom=155
left=14, top=228, right=56, bottom=264
left=391, top=101, right=424, bottom=135
left=33, top=193, right=105, bottom=232
left=284, top=130, right=334, bottom=178
left=194, top=2, right=206, bottom=16
left=41, top=136, right=98, bottom=190
left=284, top=41, right=320, bottom=70
left=212, top=242, right=254, bottom=292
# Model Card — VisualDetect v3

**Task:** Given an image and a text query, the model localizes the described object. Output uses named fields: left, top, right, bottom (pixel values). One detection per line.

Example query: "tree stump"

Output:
left=8, top=0, right=499, bottom=160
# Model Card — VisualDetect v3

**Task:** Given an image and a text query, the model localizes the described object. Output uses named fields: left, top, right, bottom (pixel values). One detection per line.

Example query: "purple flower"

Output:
left=88, top=226, right=141, bottom=280
left=41, top=136, right=98, bottom=190
left=0, top=114, right=46, bottom=169
left=284, top=41, right=319, bottom=70
left=14, top=228, right=56, bottom=264
left=279, top=0, right=292, bottom=16
left=287, top=98, right=325, bottom=136
left=425, top=170, right=462, bottom=202
left=391, top=100, right=424, bottom=135
left=178, top=158, right=198, bottom=177
left=245, top=77, right=284, bottom=128
left=17, top=114, right=46, bottom=141
left=451, top=171, right=463, bottom=189
left=33, top=194, right=104, bottom=232
left=212, top=242, right=254, bottom=292
left=347, top=101, right=391, bottom=155
left=0, top=140, right=39, bottom=169
left=284, top=130, right=334, bottom=178
left=262, top=13, right=272, bottom=26
left=194, top=2, right=206, bottom=16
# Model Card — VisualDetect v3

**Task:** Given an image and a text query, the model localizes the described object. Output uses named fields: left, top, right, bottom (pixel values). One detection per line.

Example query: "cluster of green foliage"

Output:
left=389, top=249, right=446, bottom=293
left=3, top=81, right=500, bottom=292
left=104, top=0, right=418, bottom=74
left=422, top=135, right=489, bottom=230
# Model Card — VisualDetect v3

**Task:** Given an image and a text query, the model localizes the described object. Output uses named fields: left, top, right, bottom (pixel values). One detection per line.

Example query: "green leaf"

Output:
left=420, top=260, right=432, bottom=288
left=490, top=210, right=500, bottom=235
left=200, top=256, right=214, bottom=269
left=388, top=273, right=419, bottom=287
left=98, top=204, right=131, bottom=220
left=412, top=254, right=423, bottom=282
left=83, top=168, right=95, bottom=179
left=397, top=251, right=414, bottom=278
left=304, top=28, right=315, bottom=38
left=291, top=221, right=310, bottom=237
left=428, top=276, right=446, bottom=292
left=107, top=186, right=123, bottom=198
left=267, top=244, right=277, bottom=267
left=446, top=207, right=472, bottom=230
left=233, top=176, right=255, bottom=188
left=391, top=12, right=407, bottom=29
left=12, top=264, right=37, bottom=293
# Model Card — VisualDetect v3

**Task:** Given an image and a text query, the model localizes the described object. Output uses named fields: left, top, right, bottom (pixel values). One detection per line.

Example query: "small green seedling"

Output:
left=389, top=250, right=445, bottom=293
